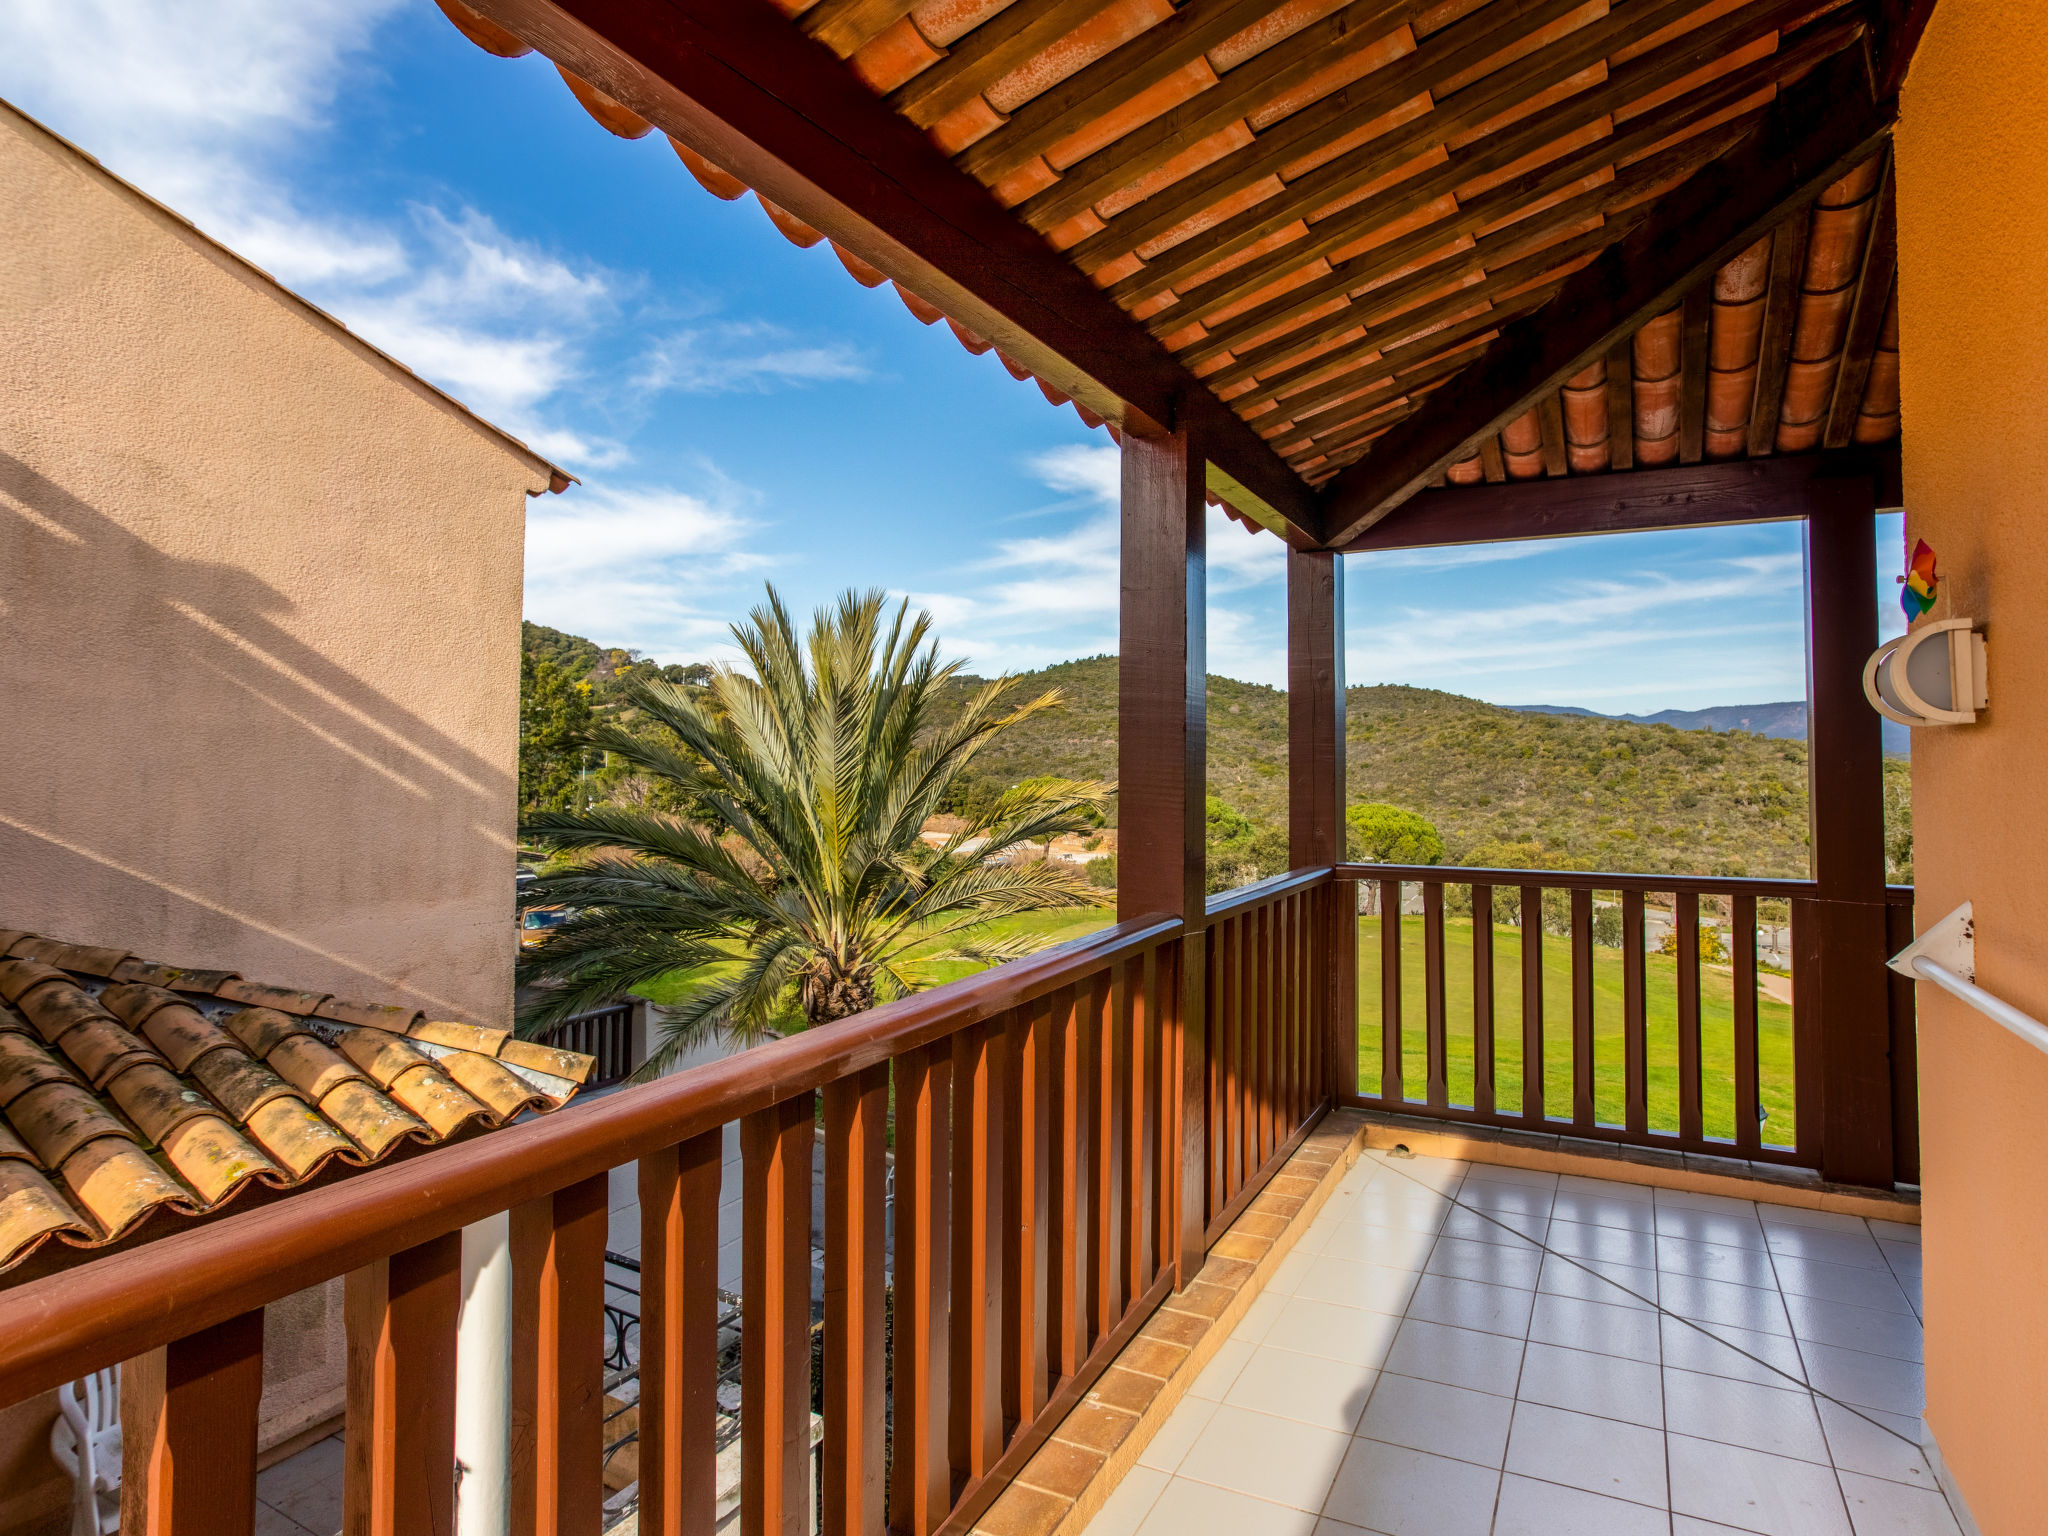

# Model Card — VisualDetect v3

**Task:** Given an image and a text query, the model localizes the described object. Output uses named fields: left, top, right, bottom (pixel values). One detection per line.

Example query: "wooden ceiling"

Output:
left=438, top=0, right=1926, bottom=547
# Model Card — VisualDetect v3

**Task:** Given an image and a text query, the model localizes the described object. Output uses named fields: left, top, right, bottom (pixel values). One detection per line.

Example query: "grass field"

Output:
left=1358, top=915, right=1797, bottom=1146
left=630, top=907, right=1117, bottom=1012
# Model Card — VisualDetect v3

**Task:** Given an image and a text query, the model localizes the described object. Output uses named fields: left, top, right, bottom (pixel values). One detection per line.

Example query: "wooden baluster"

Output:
left=1086, top=967, right=1123, bottom=1343
left=1207, top=929, right=1228, bottom=1224
left=950, top=1021, right=1004, bottom=1489
left=1520, top=885, right=1544, bottom=1121
left=1380, top=879, right=1402, bottom=1102
left=1261, top=901, right=1279, bottom=1158
left=1005, top=1001, right=1051, bottom=1432
left=892, top=1047, right=951, bottom=1536
left=639, top=1133, right=722, bottom=1536
left=1157, top=944, right=1182, bottom=1284
left=1472, top=885, right=1495, bottom=1117
left=511, top=1177, right=607, bottom=1536
left=1677, top=890, right=1704, bottom=1144
left=1237, top=909, right=1255, bottom=1183
left=1282, top=895, right=1300, bottom=1131
left=1571, top=889, right=1596, bottom=1129
left=1170, top=935, right=1203, bottom=1289
left=121, top=1310, right=266, bottom=1536
left=1335, top=877, right=1361, bottom=1108
left=1124, top=953, right=1154, bottom=1300
left=1424, top=882, right=1448, bottom=1108
left=1307, top=888, right=1325, bottom=1111
left=1790, top=897, right=1822, bottom=1167
left=1732, top=893, right=1762, bottom=1157
left=1288, top=894, right=1305, bottom=1128
left=1623, top=891, right=1649, bottom=1136
left=823, top=1070, right=887, bottom=1536
left=1046, top=985, right=1090, bottom=1377
left=344, top=1236, right=460, bottom=1536
left=741, top=1096, right=816, bottom=1536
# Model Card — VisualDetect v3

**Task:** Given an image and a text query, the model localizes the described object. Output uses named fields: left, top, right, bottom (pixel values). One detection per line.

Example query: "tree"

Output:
left=1205, top=796, right=1287, bottom=893
left=519, top=652, right=594, bottom=812
left=516, top=587, right=1110, bottom=1070
left=1346, top=803, right=1445, bottom=865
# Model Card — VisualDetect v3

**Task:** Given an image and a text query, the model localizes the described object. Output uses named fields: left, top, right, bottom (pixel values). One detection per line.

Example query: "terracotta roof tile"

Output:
left=0, top=931, right=594, bottom=1278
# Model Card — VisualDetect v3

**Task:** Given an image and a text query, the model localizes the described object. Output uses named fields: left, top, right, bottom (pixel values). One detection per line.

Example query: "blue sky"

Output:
left=0, top=1, right=1904, bottom=712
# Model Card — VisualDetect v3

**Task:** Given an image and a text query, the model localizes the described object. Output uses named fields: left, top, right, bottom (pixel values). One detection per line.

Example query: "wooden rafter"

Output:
left=1823, top=161, right=1898, bottom=448
left=1319, top=45, right=1896, bottom=545
left=1332, top=448, right=1903, bottom=551
left=461, top=0, right=1325, bottom=540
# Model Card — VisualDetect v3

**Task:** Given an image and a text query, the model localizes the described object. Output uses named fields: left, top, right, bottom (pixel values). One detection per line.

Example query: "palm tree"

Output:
left=515, top=587, right=1110, bottom=1075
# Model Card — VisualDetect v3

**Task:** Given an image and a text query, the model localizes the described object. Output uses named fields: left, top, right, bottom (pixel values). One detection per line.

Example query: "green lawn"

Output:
left=1358, top=915, right=1797, bottom=1147
left=630, top=907, right=1117, bottom=1011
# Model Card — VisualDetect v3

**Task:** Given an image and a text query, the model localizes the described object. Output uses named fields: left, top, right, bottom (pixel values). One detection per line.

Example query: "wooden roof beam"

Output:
left=1332, top=449, right=1903, bottom=553
left=1318, top=46, right=1896, bottom=547
left=461, top=0, right=1325, bottom=542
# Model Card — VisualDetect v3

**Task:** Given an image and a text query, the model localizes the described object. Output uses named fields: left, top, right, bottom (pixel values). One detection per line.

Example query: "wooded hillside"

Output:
left=522, top=631, right=1911, bottom=885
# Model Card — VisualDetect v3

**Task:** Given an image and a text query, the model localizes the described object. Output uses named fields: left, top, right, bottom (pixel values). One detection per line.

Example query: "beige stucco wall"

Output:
left=0, top=101, right=551, bottom=1527
left=1893, top=8, right=2048, bottom=1533
left=0, top=101, right=549, bottom=1023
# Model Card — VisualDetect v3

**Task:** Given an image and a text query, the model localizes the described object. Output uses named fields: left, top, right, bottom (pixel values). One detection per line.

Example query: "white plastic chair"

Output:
left=48, top=1366, right=121, bottom=1536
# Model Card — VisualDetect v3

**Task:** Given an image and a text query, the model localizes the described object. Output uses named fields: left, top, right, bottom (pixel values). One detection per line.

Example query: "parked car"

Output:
left=520, top=906, right=573, bottom=948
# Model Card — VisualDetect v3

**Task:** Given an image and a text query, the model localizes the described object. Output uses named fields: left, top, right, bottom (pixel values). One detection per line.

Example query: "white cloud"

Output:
left=524, top=482, right=775, bottom=660
left=635, top=324, right=870, bottom=394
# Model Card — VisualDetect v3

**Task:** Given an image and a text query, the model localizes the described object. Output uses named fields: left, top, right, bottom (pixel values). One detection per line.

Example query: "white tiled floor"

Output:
left=1084, top=1151, right=1954, bottom=1536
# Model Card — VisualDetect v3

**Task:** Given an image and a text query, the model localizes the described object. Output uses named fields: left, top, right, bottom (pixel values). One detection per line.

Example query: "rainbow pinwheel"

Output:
left=1900, top=538, right=1939, bottom=620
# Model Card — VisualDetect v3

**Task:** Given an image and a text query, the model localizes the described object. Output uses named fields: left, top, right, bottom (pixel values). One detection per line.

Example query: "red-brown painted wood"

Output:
left=1571, top=888, right=1595, bottom=1129
left=742, top=1098, right=815, bottom=1536
left=1732, top=894, right=1762, bottom=1158
left=1676, top=890, right=1704, bottom=1144
left=1086, top=967, right=1124, bottom=1344
left=638, top=1132, right=722, bottom=1536
left=1006, top=1001, right=1052, bottom=1427
left=1423, top=882, right=1448, bottom=1108
left=1380, top=880, right=1403, bottom=1101
left=1471, top=884, right=1495, bottom=1115
left=1520, top=886, right=1544, bottom=1121
left=1334, top=880, right=1360, bottom=1104
left=892, top=1049, right=950, bottom=1536
left=346, top=1236, right=461, bottom=1536
left=1045, top=985, right=1089, bottom=1380
left=950, top=1022, right=1004, bottom=1486
left=823, top=1069, right=887, bottom=1536
left=1623, top=890, right=1648, bottom=1135
left=121, top=1309, right=266, bottom=1536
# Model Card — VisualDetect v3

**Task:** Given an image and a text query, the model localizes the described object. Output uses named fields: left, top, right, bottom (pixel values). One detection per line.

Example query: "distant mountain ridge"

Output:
left=1509, top=701, right=1810, bottom=738
left=1509, top=700, right=1908, bottom=755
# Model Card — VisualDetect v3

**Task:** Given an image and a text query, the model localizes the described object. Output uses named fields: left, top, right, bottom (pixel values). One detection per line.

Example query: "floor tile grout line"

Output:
left=1368, top=1152, right=1929, bottom=1459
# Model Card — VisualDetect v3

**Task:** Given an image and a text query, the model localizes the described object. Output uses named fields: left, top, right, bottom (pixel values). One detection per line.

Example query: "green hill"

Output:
left=522, top=631, right=1910, bottom=885
left=939, top=655, right=1910, bottom=883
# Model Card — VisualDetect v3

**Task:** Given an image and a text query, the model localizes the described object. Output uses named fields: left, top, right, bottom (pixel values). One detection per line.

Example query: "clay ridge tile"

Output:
left=57, top=1137, right=194, bottom=1239
left=0, top=1118, right=38, bottom=1163
left=334, top=1026, right=432, bottom=1089
left=498, top=1039, right=596, bottom=1085
left=0, top=932, right=34, bottom=957
left=263, top=1034, right=371, bottom=1104
left=129, top=1003, right=236, bottom=1074
left=439, top=1051, right=548, bottom=1120
left=243, top=1097, right=359, bottom=1179
left=410, top=1019, right=510, bottom=1055
left=103, top=1062, right=221, bottom=1145
left=216, top=978, right=333, bottom=1014
left=110, top=958, right=242, bottom=992
left=157, top=1117, right=284, bottom=1205
left=315, top=1079, right=430, bottom=1160
left=385, top=1065, right=491, bottom=1138
left=315, top=997, right=423, bottom=1031
left=8, top=939, right=132, bottom=976
left=0, top=1159, right=92, bottom=1265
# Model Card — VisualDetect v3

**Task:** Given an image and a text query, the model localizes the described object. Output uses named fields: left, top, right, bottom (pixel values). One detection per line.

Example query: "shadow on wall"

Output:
left=0, top=449, right=516, bottom=1018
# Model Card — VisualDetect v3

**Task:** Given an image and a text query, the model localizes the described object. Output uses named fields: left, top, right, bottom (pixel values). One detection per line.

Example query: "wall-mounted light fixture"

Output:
left=1863, top=618, right=1987, bottom=727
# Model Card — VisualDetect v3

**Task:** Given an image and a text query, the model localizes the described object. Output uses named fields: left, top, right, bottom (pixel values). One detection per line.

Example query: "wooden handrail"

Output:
left=1202, top=865, right=1333, bottom=923
left=0, top=911, right=1182, bottom=1406
left=1336, top=862, right=1915, bottom=903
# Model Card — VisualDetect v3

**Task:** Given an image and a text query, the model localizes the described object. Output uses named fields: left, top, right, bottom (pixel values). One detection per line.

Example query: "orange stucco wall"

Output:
left=1893, top=8, right=2048, bottom=1532
left=0, top=102, right=548, bottom=1028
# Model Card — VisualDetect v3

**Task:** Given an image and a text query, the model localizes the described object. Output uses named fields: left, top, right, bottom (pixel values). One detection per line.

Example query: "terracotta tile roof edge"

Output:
left=0, top=931, right=594, bottom=1280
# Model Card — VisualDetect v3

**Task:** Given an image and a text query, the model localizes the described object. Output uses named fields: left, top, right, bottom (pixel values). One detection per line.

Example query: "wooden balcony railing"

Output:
left=0, top=871, right=1333, bottom=1536
left=1334, top=863, right=1917, bottom=1184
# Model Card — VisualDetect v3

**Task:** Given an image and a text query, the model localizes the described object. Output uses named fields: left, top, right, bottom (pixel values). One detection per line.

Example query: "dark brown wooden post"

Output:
left=121, top=1310, right=266, bottom=1536
left=1288, top=548, right=1354, bottom=1103
left=1120, top=423, right=1209, bottom=1288
left=1803, top=478, right=1896, bottom=1186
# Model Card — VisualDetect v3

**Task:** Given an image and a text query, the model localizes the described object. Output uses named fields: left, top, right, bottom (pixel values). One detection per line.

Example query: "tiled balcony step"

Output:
left=970, top=1109, right=1375, bottom=1536
left=1352, top=1109, right=1921, bottom=1227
